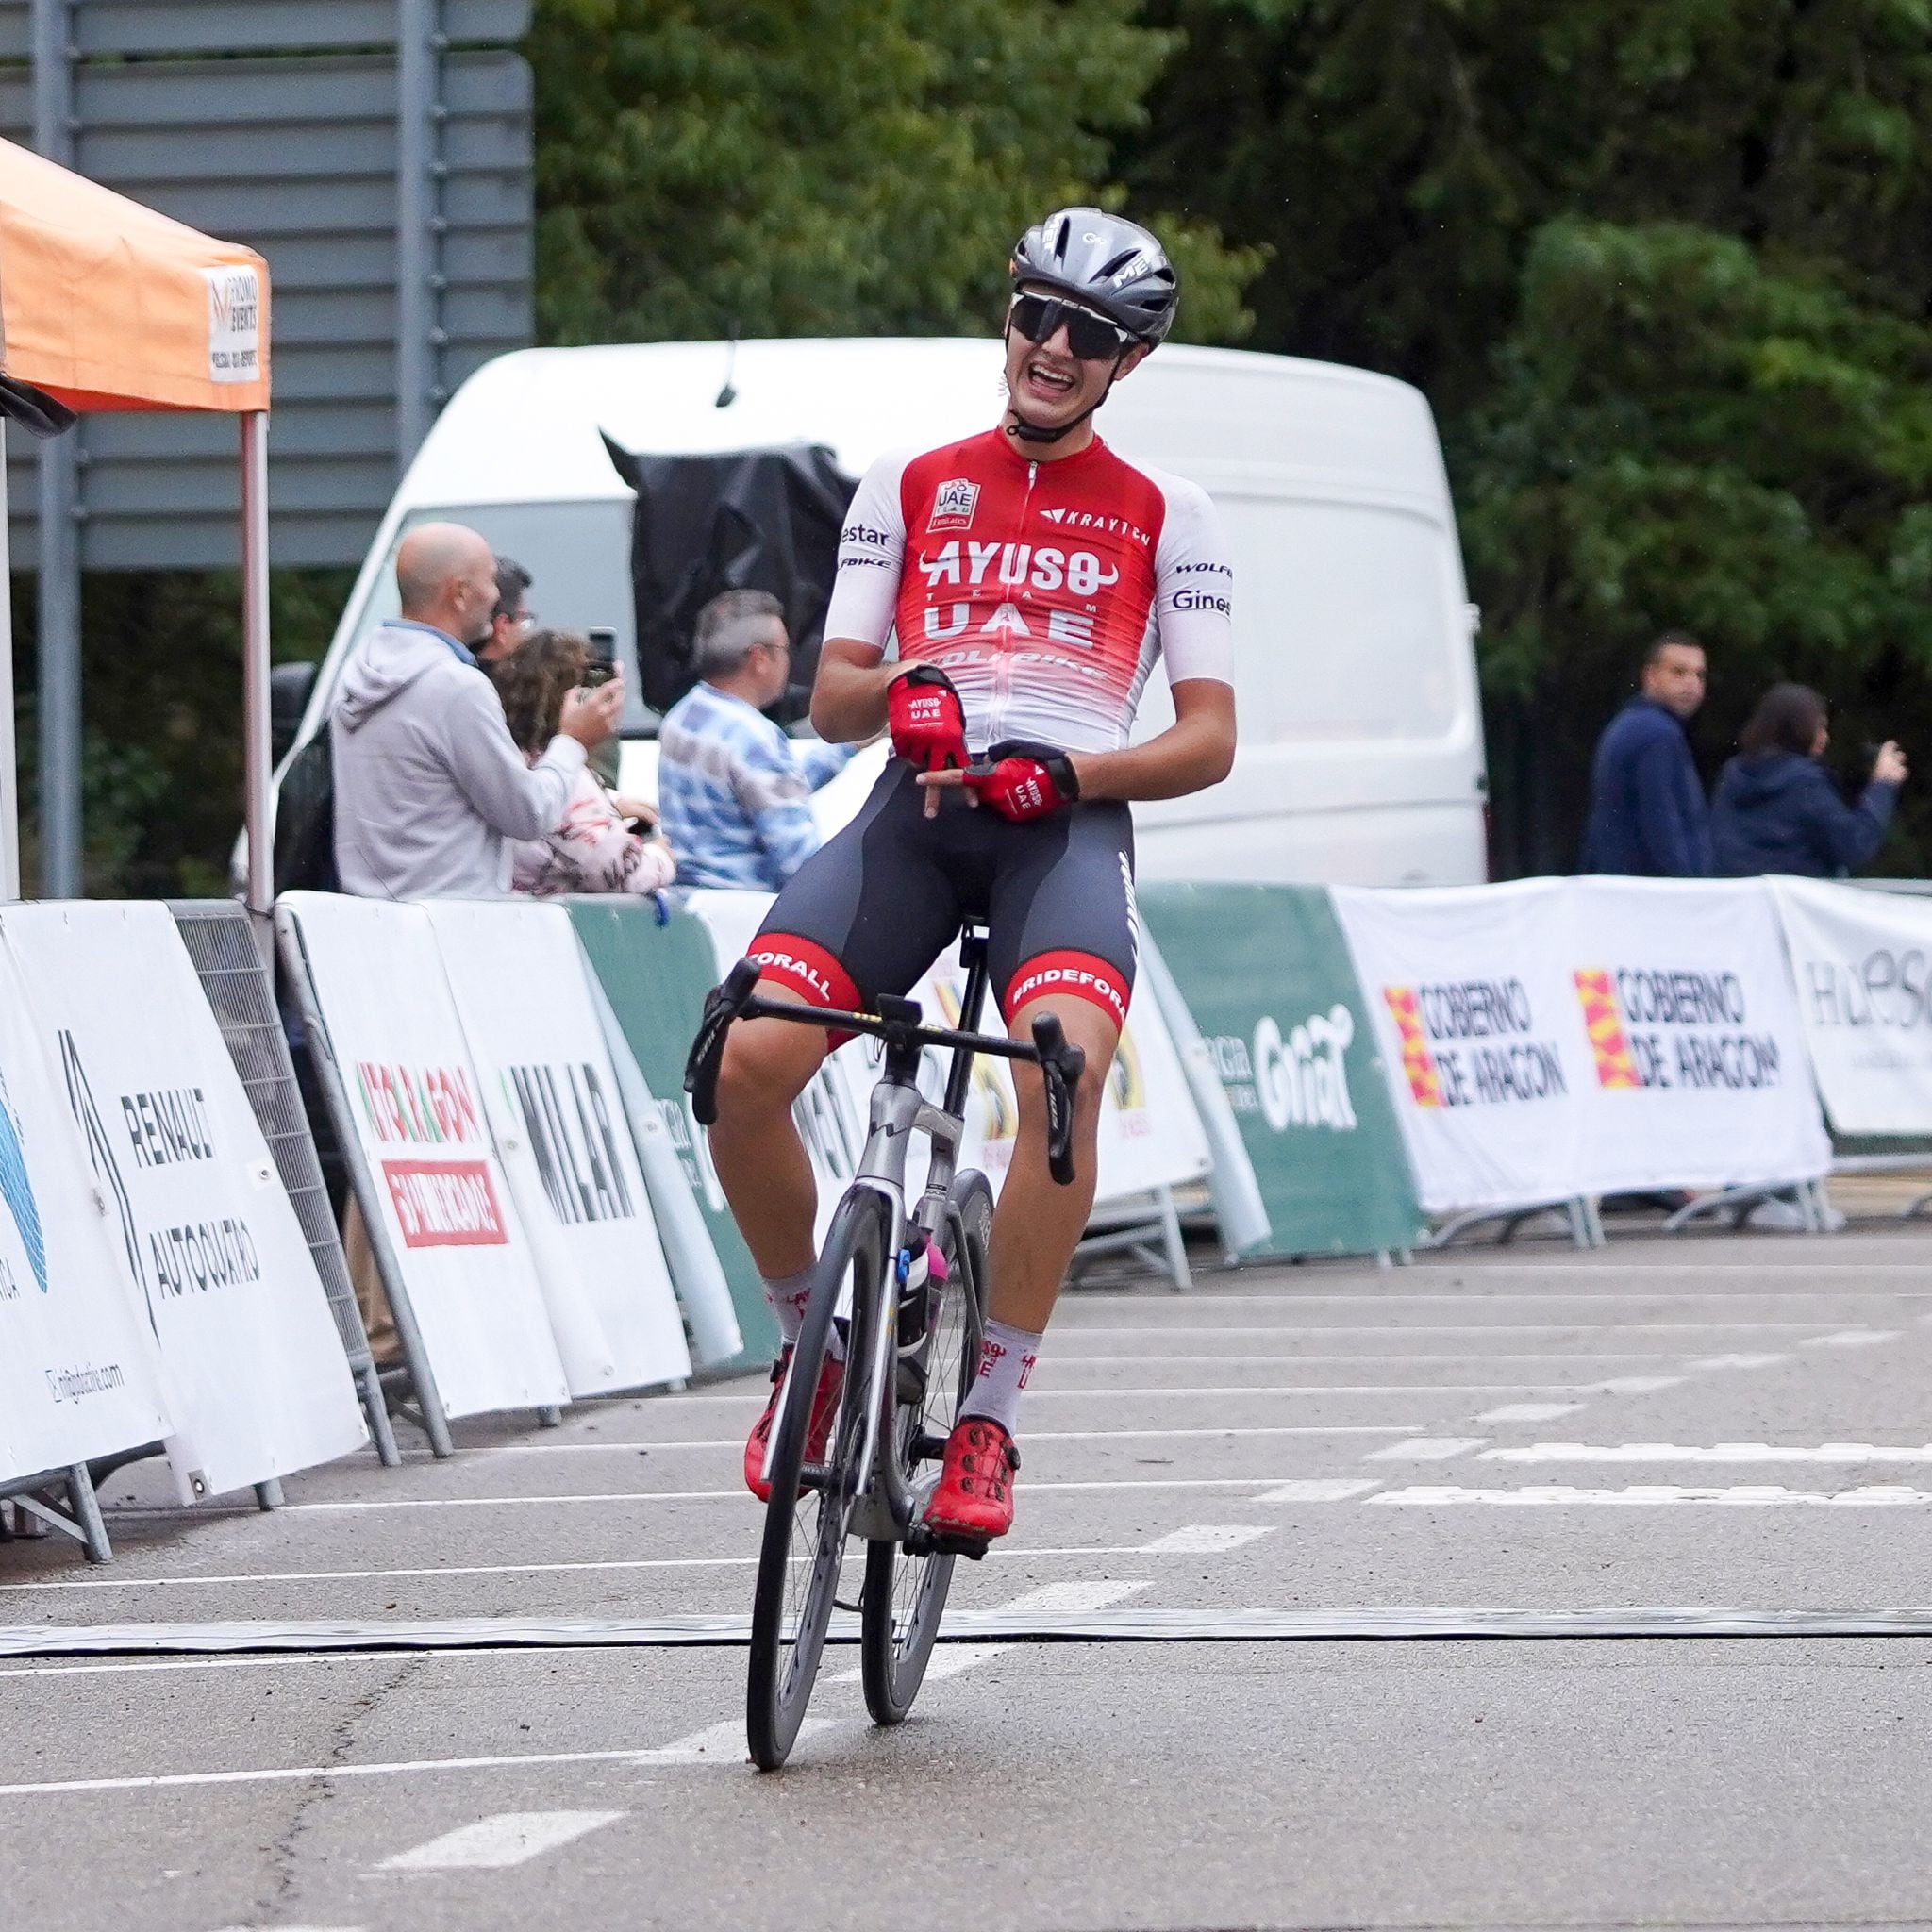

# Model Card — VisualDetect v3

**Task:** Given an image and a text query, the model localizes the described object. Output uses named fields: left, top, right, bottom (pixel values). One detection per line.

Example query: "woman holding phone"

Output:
left=493, top=625, right=675, bottom=896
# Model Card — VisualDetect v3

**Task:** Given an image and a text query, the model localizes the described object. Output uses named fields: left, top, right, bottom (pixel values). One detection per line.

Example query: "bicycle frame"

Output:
left=687, top=924, right=1086, bottom=1550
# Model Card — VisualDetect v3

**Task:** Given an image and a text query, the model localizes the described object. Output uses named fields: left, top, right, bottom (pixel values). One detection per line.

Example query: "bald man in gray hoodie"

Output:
left=330, top=523, right=624, bottom=899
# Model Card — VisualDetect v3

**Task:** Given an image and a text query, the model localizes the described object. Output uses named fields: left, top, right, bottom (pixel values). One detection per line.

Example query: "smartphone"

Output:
left=582, top=626, right=619, bottom=688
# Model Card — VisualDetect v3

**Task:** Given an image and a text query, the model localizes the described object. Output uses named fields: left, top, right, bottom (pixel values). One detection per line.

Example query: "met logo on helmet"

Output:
left=927, top=478, right=980, bottom=534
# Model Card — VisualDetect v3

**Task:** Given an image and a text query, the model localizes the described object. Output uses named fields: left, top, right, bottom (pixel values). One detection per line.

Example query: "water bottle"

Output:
left=895, top=1232, right=949, bottom=1350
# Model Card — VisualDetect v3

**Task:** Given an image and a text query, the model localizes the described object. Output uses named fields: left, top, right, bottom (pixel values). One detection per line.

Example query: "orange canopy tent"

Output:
left=0, top=136, right=273, bottom=909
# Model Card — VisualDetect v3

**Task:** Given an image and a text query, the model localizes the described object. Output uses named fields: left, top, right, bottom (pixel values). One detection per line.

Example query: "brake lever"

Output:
left=1029, top=1012, right=1087, bottom=1188
left=684, top=956, right=763, bottom=1126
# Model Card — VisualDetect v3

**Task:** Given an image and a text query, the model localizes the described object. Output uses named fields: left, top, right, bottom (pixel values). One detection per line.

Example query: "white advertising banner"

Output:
left=1336, top=879, right=1831, bottom=1213
left=1559, top=878, right=1829, bottom=1192
left=276, top=893, right=569, bottom=1420
left=425, top=901, right=691, bottom=1397
left=1, top=904, right=367, bottom=1497
left=1769, top=878, right=1932, bottom=1136
left=0, top=939, right=175, bottom=1483
left=688, top=890, right=1210, bottom=1238
left=1334, top=880, right=1593, bottom=1214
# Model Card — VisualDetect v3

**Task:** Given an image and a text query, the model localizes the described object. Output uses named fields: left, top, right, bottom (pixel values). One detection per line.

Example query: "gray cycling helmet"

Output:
left=1009, top=208, right=1178, bottom=346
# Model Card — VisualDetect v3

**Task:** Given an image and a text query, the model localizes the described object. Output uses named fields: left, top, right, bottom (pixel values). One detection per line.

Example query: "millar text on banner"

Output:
left=425, top=900, right=692, bottom=1399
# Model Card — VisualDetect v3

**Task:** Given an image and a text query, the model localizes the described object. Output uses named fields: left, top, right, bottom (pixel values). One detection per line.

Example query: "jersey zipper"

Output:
left=988, top=459, right=1037, bottom=746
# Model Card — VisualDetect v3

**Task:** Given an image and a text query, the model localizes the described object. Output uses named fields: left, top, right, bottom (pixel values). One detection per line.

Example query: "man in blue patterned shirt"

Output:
left=657, top=590, right=854, bottom=891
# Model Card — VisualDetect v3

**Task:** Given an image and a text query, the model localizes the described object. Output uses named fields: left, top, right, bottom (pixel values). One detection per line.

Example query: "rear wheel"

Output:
left=859, top=1171, right=991, bottom=1725
left=745, top=1191, right=884, bottom=1771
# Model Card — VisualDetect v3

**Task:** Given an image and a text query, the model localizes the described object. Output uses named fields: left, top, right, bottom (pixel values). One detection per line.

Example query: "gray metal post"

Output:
left=32, top=0, right=81, bottom=900
left=65, top=1464, right=110, bottom=1564
left=0, top=419, right=18, bottom=903
left=239, top=413, right=273, bottom=952
left=395, top=0, right=441, bottom=466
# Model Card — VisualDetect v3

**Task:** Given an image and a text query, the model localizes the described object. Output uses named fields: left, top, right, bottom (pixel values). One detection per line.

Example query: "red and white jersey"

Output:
left=823, top=427, right=1234, bottom=755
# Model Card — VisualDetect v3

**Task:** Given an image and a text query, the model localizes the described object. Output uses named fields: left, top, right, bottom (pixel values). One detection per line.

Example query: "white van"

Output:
left=279, top=338, right=1487, bottom=886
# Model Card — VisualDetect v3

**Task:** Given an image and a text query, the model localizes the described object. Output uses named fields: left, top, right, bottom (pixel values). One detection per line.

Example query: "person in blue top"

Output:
left=655, top=589, right=855, bottom=891
left=1711, top=682, right=1907, bottom=877
left=1582, top=631, right=1712, bottom=875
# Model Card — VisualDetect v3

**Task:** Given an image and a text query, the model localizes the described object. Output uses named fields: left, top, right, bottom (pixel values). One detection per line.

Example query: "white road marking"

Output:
left=1052, top=1278, right=1932, bottom=1295
left=1252, top=1479, right=1382, bottom=1503
left=1139, top=1524, right=1274, bottom=1554
left=0, top=1541, right=1238, bottom=1599
left=275, top=1463, right=1422, bottom=1513
left=987, top=1384, right=1598, bottom=1397
left=1687, top=1353, right=1790, bottom=1370
left=1041, top=1352, right=1668, bottom=1364
left=1475, top=1403, right=1583, bottom=1424
left=1045, top=1322, right=1843, bottom=1337
left=1487, top=1441, right=1932, bottom=1466
left=1594, top=1375, right=1686, bottom=1393
left=0, top=1723, right=844, bottom=1798
left=992, top=1579, right=1152, bottom=1613
left=916, top=1643, right=1012, bottom=1680
left=1800, top=1329, right=1899, bottom=1349
left=486, top=1420, right=1478, bottom=1448
left=377, top=1809, right=624, bottom=1871
left=1364, top=1438, right=1488, bottom=1462
left=828, top=1578, right=1148, bottom=1683
left=1370, top=1484, right=1932, bottom=1507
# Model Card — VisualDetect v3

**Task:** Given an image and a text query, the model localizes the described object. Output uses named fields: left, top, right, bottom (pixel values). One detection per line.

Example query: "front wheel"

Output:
left=859, top=1170, right=991, bottom=1725
left=745, top=1191, right=885, bottom=1771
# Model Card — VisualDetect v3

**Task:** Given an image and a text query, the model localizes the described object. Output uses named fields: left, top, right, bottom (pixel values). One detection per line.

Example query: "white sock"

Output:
left=761, top=1268, right=812, bottom=1346
left=959, top=1319, right=1042, bottom=1437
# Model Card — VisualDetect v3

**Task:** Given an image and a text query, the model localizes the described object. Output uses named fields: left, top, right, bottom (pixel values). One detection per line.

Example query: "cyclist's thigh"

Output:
left=984, top=800, right=1138, bottom=1034
left=752, top=759, right=964, bottom=1010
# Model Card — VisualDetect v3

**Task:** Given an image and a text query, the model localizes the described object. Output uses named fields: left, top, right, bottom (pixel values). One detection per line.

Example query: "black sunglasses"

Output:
left=1008, top=292, right=1136, bottom=362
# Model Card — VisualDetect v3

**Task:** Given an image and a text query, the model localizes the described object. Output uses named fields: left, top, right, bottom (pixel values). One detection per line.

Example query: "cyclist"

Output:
left=710, top=208, right=1236, bottom=1547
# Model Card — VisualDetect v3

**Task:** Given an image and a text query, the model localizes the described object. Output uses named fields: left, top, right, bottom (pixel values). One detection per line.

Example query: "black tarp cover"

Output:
left=601, top=436, right=857, bottom=721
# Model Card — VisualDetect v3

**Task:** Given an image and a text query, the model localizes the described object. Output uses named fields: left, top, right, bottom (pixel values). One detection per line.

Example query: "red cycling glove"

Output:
left=962, top=741, right=1082, bottom=823
left=887, top=664, right=970, bottom=775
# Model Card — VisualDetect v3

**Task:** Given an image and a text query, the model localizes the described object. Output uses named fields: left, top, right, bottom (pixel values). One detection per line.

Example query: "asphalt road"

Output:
left=7, top=1225, right=1932, bottom=1932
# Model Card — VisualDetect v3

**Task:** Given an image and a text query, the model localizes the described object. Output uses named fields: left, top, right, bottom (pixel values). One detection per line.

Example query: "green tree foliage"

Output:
left=1125, top=0, right=1932, bottom=872
left=9, top=568, right=351, bottom=897
left=528, top=0, right=1258, bottom=346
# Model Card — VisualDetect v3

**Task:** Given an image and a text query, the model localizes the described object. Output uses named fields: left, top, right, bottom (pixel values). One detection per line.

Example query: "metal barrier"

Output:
left=168, top=899, right=399, bottom=1468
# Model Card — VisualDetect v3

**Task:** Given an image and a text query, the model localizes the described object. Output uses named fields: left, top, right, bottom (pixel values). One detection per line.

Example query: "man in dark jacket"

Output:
left=1582, top=631, right=1712, bottom=875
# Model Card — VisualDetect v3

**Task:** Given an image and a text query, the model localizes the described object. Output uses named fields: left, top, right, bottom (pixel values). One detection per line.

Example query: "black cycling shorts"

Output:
left=750, top=756, right=1138, bottom=1033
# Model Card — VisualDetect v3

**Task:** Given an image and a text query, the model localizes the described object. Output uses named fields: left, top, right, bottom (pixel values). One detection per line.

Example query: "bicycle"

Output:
left=684, top=924, right=1087, bottom=1772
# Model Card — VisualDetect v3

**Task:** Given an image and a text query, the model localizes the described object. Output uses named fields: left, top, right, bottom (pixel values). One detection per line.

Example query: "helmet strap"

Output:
left=1003, top=341, right=1128, bottom=447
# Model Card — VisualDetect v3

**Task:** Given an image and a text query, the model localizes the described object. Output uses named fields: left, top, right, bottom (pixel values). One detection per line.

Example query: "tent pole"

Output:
left=241, top=411, right=273, bottom=955
left=32, top=0, right=80, bottom=901
left=35, top=432, right=79, bottom=898
left=0, top=419, right=17, bottom=902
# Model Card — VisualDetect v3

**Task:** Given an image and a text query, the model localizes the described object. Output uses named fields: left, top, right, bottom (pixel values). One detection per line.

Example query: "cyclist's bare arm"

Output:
left=1066, top=678, right=1234, bottom=801
left=809, top=636, right=892, bottom=744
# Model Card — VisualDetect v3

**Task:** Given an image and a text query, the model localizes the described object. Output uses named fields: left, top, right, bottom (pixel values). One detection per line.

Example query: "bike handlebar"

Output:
left=682, top=958, right=1087, bottom=1187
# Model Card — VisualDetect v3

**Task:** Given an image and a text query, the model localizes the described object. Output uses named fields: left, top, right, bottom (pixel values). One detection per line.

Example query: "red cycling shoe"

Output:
left=923, top=1416, right=1021, bottom=1544
left=743, top=1347, right=844, bottom=1503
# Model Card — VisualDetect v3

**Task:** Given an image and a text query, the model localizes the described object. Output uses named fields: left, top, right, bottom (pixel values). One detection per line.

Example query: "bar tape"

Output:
left=8, top=1605, right=1932, bottom=1657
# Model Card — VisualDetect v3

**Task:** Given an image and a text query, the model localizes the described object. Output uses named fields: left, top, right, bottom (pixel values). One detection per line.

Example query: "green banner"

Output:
left=1139, top=882, right=1424, bottom=1257
left=566, top=899, right=778, bottom=1371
